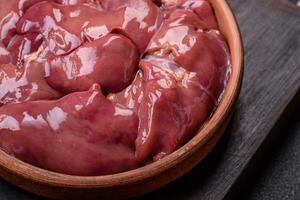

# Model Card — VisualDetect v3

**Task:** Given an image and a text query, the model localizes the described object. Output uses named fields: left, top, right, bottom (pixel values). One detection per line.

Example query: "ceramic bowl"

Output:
left=0, top=0, right=244, bottom=199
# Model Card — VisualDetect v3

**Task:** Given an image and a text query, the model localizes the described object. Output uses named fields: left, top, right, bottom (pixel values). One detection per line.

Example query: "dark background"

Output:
left=140, top=100, right=300, bottom=200
left=0, top=0, right=299, bottom=199
left=0, top=100, right=298, bottom=200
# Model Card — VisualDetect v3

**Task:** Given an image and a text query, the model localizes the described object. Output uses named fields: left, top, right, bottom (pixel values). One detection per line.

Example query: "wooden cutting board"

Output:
left=138, top=0, right=300, bottom=199
left=0, top=0, right=299, bottom=199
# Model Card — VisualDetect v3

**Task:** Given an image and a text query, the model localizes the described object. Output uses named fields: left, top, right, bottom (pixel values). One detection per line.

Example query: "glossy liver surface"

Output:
left=0, top=0, right=230, bottom=175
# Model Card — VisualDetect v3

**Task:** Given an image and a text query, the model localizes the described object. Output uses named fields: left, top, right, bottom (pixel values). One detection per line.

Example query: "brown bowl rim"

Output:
left=0, top=0, right=244, bottom=189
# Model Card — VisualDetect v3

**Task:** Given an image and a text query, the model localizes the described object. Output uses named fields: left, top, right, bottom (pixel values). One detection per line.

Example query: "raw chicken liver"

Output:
left=0, top=84, right=138, bottom=175
left=0, top=0, right=230, bottom=175
left=45, top=33, right=139, bottom=93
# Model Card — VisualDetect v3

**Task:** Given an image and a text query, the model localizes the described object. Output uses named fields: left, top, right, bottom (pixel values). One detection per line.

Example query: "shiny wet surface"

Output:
left=0, top=0, right=230, bottom=175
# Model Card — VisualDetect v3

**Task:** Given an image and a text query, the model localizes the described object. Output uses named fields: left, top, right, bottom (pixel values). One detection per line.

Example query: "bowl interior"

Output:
left=0, top=0, right=243, bottom=190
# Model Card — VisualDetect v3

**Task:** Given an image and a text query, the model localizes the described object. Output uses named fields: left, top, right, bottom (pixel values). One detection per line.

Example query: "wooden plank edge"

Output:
left=224, top=88, right=300, bottom=199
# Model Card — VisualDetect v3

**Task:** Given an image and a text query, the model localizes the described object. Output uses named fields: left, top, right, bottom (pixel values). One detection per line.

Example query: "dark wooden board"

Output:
left=232, top=91, right=300, bottom=200
left=138, top=0, right=300, bottom=199
left=0, top=0, right=299, bottom=199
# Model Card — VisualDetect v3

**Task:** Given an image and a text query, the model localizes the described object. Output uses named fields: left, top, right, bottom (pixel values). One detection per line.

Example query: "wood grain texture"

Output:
left=0, top=0, right=298, bottom=199
left=238, top=102, right=300, bottom=200
left=0, top=1, right=243, bottom=199
left=138, top=0, right=300, bottom=199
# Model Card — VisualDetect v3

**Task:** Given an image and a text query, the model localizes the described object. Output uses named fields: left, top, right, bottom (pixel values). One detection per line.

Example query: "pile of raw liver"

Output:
left=0, top=0, right=230, bottom=175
